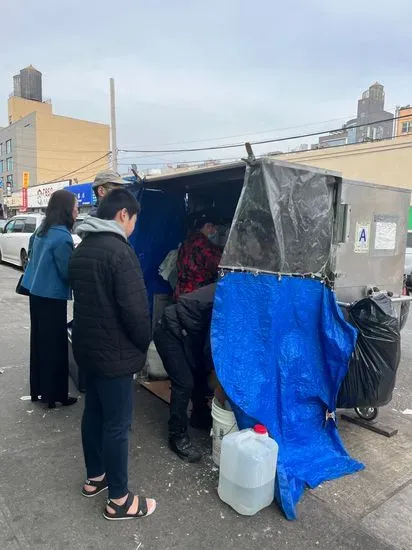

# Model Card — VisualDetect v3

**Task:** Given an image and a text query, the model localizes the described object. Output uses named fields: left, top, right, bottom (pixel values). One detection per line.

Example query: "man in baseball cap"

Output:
left=89, top=170, right=127, bottom=216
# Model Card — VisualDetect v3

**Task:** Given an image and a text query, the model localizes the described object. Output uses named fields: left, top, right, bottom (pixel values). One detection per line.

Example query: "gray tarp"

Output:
left=220, top=159, right=335, bottom=275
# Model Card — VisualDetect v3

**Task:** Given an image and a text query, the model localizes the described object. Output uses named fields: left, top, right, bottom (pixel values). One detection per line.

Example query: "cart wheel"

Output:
left=354, top=406, right=379, bottom=421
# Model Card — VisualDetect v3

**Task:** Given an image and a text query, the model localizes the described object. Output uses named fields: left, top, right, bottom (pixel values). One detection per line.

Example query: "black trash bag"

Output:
left=337, top=294, right=401, bottom=409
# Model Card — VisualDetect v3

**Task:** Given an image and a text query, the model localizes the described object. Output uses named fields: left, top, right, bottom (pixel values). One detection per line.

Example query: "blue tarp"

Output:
left=129, top=189, right=186, bottom=315
left=211, top=272, right=364, bottom=520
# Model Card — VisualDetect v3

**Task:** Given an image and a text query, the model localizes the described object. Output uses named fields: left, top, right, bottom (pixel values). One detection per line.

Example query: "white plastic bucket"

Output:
left=211, top=397, right=238, bottom=466
left=146, top=341, right=168, bottom=379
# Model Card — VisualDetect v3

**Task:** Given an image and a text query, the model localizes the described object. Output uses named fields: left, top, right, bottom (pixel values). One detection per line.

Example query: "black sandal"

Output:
left=82, top=476, right=108, bottom=498
left=103, top=492, right=156, bottom=521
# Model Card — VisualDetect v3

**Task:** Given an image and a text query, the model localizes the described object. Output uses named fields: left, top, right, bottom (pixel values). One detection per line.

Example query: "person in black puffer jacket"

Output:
left=69, top=189, right=156, bottom=521
left=154, top=283, right=216, bottom=462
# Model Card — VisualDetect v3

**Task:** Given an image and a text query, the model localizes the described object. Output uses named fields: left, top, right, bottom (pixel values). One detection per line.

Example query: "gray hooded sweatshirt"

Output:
left=74, top=216, right=126, bottom=240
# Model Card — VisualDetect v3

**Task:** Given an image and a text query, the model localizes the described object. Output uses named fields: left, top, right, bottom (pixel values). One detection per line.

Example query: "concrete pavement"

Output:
left=0, top=263, right=411, bottom=550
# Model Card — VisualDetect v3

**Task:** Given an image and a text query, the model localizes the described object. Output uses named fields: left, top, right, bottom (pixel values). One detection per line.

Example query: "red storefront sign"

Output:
left=21, top=188, right=28, bottom=212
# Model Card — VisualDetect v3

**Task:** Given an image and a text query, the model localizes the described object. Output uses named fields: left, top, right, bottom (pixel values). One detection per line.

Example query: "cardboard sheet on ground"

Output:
left=211, top=273, right=364, bottom=520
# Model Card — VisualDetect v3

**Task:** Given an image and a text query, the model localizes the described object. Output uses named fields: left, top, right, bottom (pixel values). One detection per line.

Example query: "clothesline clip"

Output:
left=324, top=410, right=337, bottom=427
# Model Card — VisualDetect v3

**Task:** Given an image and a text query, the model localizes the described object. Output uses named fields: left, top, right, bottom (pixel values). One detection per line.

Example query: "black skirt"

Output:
left=29, top=294, right=69, bottom=403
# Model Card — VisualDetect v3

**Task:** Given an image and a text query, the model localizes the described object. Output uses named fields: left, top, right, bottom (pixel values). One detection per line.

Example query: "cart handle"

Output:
left=337, top=295, right=412, bottom=309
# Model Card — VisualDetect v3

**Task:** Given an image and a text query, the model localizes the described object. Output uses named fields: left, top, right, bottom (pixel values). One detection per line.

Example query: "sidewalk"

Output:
left=1, top=264, right=411, bottom=550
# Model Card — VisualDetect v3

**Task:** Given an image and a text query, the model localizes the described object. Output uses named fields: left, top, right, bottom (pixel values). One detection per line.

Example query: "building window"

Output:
left=5, top=139, right=12, bottom=154
left=0, top=143, right=2, bottom=155
left=6, top=157, right=13, bottom=171
left=375, top=126, right=383, bottom=140
left=401, top=121, right=412, bottom=134
left=0, top=160, right=3, bottom=173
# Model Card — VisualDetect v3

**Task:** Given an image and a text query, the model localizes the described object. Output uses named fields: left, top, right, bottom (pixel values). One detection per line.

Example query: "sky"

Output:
left=3, top=0, right=412, bottom=171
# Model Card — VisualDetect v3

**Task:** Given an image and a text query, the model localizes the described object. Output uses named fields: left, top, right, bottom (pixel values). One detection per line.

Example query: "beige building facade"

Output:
left=6, top=96, right=110, bottom=193
left=276, top=135, right=412, bottom=192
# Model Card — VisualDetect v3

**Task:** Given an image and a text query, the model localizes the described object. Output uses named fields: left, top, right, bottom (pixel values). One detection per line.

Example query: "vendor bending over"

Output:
left=154, top=284, right=216, bottom=462
left=174, top=211, right=222, bottom=301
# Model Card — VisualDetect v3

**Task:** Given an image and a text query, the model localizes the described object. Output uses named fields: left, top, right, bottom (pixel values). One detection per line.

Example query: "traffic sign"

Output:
left=23, top=172, right=30, bottom=189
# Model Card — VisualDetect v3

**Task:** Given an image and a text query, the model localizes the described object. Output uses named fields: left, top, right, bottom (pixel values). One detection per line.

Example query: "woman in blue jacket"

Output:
left=22, top=189, right=79, bottom=409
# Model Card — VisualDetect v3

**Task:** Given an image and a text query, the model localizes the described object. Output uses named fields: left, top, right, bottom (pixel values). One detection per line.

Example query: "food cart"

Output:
left=69, top=155, right=412, bottom=519
left=131, top=156, right=410, bottom=328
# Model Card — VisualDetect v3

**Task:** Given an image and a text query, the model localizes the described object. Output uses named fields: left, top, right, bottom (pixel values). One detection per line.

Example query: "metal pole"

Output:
left=110, top=78, right=118, bottom=172
left=0, top=187, right=4, bottom=218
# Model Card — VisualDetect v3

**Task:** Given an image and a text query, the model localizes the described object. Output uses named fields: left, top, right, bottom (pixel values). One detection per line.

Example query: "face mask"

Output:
left=208, top=233, right=219, bottom=245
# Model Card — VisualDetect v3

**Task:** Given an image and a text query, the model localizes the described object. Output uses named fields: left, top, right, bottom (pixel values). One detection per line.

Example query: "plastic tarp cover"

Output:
left=128, top=189, right=186, bottom=313
left=212, top=272, right=364, bottom=520
left=220, top=159, right=335, bottom=275
left=337, top=294, right=401, bottom=409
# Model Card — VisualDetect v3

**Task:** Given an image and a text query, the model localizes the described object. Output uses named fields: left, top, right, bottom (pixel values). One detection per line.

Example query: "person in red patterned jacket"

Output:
left=174, top=212, right=222, bottom=301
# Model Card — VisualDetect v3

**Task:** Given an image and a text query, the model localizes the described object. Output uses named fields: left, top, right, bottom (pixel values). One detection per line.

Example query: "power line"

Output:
left=55, top=161, right=110, bottom=183
left=4, top=106, right=397, bottom=157
left=43, top=153, right=111, bottom=184
left=119, top=113, right=411, bottom=154
left=118, top=158, right=240, bottom=167
left=2, top=141, right=110, bottom=154
left=119, top=116, right=351, bottom=150
left=281, top=135, right=412, bottom=158
left=2, top=161, right=110, bottom=192
left=71, top=161, right=112, bottom=183
left=7, top=155, right=108, bottom=171
left=117, top=103, right=404, bottom=150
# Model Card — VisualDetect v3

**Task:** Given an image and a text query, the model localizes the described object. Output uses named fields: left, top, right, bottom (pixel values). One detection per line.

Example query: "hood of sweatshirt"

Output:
left=74, top=216, right=126, bottom=240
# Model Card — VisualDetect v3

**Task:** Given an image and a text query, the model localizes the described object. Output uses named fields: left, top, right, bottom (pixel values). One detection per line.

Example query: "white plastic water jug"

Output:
left=218, top=424, right=278, bottom=516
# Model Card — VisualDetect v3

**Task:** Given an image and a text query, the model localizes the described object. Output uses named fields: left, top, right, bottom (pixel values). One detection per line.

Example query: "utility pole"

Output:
left=110, top=78, right=118, bottom=172
left=393, top=105, right=400, bottom=139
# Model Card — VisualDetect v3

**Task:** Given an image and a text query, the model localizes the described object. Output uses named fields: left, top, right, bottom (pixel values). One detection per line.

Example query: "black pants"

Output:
left=29, top=294, right=69, bottom=403
left=153, top=324, right=208, bottom=437
left=81, top=373, right=133, bottom=499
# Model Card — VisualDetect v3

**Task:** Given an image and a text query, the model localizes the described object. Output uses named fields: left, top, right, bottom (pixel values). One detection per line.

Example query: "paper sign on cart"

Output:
left=375, top=221, right=397, bottom=251
left=354, top=222, right=370, bottom=253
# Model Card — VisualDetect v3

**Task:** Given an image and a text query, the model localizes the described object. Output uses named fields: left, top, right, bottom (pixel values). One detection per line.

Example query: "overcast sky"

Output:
left=3, top=0, right=412, bottom=169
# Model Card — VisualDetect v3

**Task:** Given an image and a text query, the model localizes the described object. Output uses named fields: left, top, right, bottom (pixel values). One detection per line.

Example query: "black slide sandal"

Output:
left=103, top=492, right=156, bottom=521
left=82, top=476, right=108, bottom=498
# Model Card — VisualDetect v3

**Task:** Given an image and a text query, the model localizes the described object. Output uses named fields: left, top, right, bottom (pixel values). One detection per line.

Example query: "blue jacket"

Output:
left=22, top=226, right=74, bottom=300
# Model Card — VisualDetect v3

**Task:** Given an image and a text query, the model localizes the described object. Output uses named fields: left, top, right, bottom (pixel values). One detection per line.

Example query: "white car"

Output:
left=405, top=231, right=412, bottom=281
left=0, top=214, right=81, bottom=270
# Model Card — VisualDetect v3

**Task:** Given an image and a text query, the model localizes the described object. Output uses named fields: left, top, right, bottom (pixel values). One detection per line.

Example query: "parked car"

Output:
left=398, top=231, right=412, bottom=330
left=405, top=231, right=412, bottom=291
left=0, top=214, right=81, bottom=270
left=0, top=214, right=43, bottom=269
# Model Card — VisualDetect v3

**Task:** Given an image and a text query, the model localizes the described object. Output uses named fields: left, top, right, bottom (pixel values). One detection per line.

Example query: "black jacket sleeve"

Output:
left=113, top=248, right=151, bottom=354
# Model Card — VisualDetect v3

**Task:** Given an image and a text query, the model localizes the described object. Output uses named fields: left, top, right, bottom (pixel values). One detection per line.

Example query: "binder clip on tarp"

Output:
left=337, top=293, right=401, bottom=409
